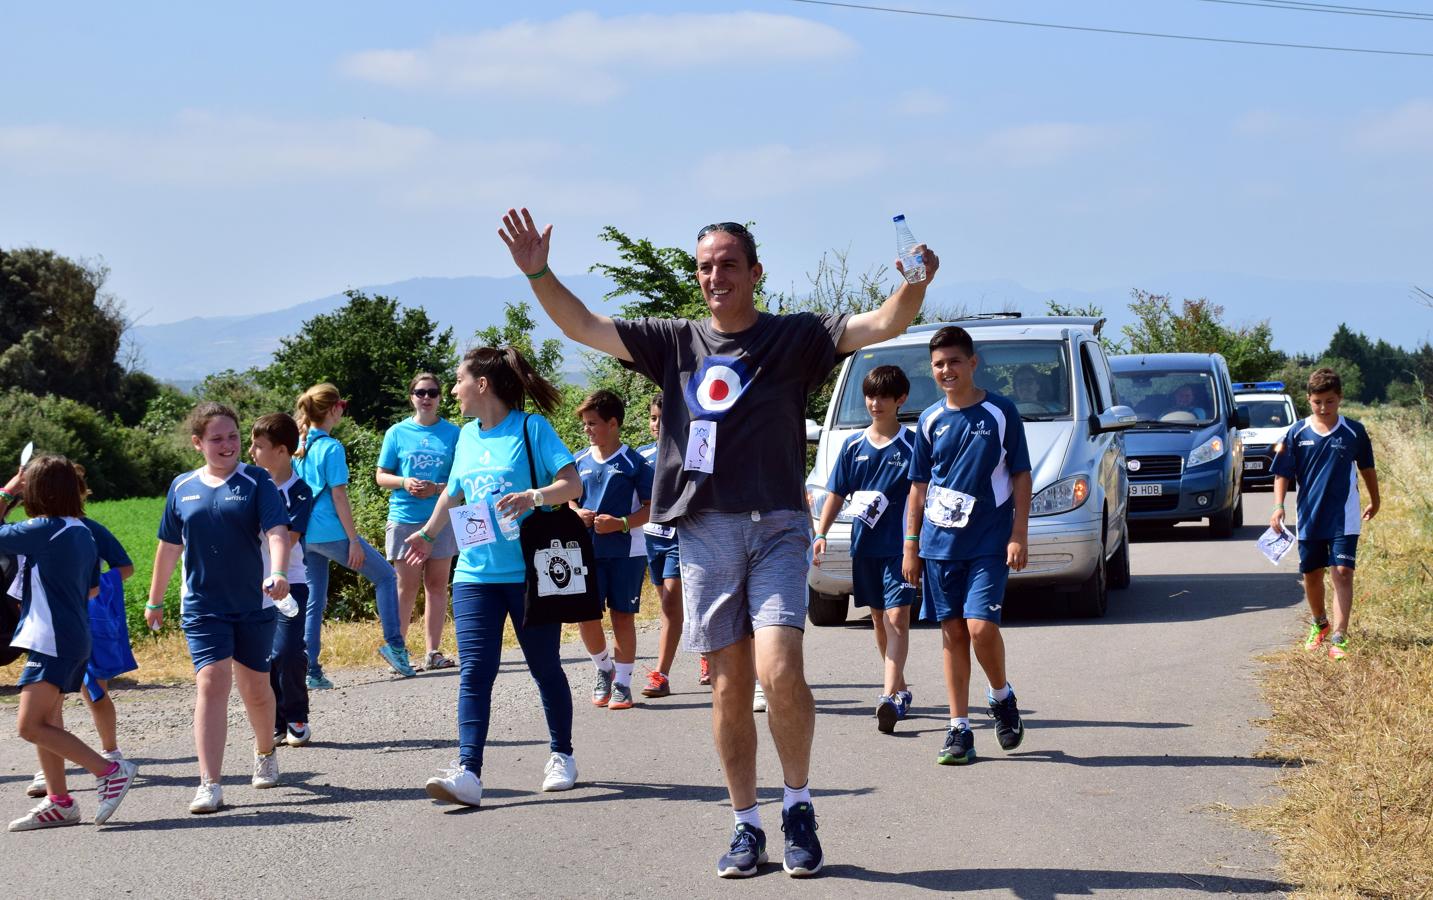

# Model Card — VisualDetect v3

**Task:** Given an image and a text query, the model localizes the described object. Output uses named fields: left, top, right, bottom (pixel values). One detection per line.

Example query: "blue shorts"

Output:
left=646, top=539, right=680, bottom=586
left=182, top=607, right=278, bottom=672
left=17, top=651, right=87, bottom=694
left=1298, top=535, right=1359, bottom=573
left=921, top=555, right=1010, bottom=624
left=596, top=557, right=647, bottom=615
left=852, top=556, right=916, bottom=610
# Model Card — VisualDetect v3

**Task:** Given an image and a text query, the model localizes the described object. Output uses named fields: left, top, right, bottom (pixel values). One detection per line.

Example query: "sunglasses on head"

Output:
left=697, top=221, right=749, bottom=240
left=412, top=388, right=441, bottom=399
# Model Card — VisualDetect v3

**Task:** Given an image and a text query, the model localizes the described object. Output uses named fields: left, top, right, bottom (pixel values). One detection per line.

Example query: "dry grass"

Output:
left=1239, top=406, right=1433, bottom=899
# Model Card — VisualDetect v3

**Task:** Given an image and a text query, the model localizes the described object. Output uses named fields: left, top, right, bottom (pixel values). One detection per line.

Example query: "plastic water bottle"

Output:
left=274, top=593, right=300, bottom=618
left=893, top=214, right=926, bottom=284
left=492, top=493, right=522, bottom=542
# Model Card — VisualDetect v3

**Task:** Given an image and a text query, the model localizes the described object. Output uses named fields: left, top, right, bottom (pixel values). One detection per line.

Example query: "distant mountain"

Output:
left=129, top=272, right=1428, bottom=384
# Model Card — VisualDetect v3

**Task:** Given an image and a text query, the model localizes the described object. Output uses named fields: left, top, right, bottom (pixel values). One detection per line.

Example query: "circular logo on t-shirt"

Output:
left=684, top=355, right=753, bottom=421
left=547, top=555, right=572, bottom=589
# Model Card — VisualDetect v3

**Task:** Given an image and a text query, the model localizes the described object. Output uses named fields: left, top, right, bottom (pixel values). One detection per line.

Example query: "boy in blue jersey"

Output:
left=1270, top=367, right=1379, bottom=661
left=813, top=365, right=917, bottom=734
left=572, top=390, right=653, bottom=711
left=904, top=326, right=1032, bottom=766
left=250, top=413, right=317, bottom=746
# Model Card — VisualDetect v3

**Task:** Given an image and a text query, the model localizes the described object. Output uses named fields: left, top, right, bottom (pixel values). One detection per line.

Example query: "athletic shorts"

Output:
left=386, top=519, right=458, bottom=561
left=921, top=555, right=1010, bottom=624
left=852, top=556, right=916, bottom=610
left=677, top=509, right=809, bottom=653
left=646, top=539, right=680, bottom=586
left=1298, top=535, right=1359, bottom=574
left=17, top=651, right=86, bottom=694
left=182, top=607, right=278, bottom=672
left=595, top=557, right=647, bottom=615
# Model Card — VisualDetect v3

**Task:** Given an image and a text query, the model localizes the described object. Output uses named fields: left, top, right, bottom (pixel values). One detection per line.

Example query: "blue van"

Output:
left=1109, top=353, right=1250, bottom=537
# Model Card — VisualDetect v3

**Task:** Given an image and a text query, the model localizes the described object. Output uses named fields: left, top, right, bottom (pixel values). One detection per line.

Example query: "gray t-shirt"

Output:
left=614, top=311, right=849, bottom=523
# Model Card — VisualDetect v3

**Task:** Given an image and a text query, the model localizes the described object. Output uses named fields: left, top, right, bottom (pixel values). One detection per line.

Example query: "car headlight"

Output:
left=805, top=486, right=852, bottom=522
left=1188, top=436, right=1226, bottom=467
left=1030, top=475, right=1090, bottom=517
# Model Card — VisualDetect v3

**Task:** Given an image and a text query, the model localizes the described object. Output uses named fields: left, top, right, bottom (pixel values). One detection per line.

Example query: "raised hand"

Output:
left=499, top=208, right=553, bottom=277
left=894, top=244, right=940, bottom=283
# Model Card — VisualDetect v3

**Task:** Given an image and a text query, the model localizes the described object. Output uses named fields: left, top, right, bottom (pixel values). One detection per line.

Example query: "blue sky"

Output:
left=2, top=1, right=1430, bottom=332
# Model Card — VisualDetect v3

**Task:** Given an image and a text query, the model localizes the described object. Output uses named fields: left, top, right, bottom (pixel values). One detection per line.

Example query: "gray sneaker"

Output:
left=591, top=667, right=615, bottom=707
left=609, top=680, right=635, bottom=710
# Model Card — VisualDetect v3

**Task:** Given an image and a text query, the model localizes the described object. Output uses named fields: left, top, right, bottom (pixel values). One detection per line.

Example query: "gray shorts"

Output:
left=385, top=519, right=458, bottom=561
left=677, top=509, right=810, bottom=653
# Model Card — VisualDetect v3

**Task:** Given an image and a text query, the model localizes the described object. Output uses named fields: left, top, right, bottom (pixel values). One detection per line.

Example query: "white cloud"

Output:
left=693, top=144, right=885, bottom=197
left=338, top=11, right=856, bottom=103
left=966, top=122, right=1115, bottom=167
left=1350, top=99, right=1433, bottom=154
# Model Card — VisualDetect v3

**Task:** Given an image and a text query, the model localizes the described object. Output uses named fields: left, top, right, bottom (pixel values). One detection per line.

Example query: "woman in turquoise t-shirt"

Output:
left=403, top=346, right=582, bottom=809
left=376, top=372, right=462, bottom=671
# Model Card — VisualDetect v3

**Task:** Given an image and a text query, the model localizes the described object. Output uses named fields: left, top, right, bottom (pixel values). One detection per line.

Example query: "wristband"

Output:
left=145, top=603, right=164, bottom=611
left=1274, top=502, right=1285, bottom=510
left=813, top=534, right=826, bottom=541
left=270, top=571, right=286, bottom=579
left=904, top=535, right=920, bottom=542
left=0, top=489, right=14, bottom=502
left=525, top=264, right=550, bottom=281
left=620, top=516, right=630, bottom=534
left=348, top=536, right=361, bottom=544
left=417, top=529, right=436, bottom=544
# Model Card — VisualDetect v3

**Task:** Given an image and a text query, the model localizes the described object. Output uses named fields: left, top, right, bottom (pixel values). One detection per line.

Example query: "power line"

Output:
left=1193, top=0, right=1433, bottom=22
left=785, top=0, right=1433, bottom=57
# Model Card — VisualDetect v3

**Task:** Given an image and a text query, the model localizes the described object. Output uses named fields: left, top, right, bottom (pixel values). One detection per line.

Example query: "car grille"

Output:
left=1130, top=494, right=1179, bottom=513
left=1128, top=455, right=1183, bottom=480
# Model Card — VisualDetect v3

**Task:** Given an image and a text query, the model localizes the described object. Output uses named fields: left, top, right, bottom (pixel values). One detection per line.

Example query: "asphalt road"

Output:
left=1, top=519, right=1302, bottom=898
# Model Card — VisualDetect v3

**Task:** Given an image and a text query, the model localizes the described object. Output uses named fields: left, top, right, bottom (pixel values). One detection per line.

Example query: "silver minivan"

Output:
left=805, top=315, right=1137, bottom=622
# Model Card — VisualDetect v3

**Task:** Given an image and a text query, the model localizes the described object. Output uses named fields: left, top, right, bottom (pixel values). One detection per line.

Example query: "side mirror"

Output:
left=805, top=418, right=822, bottom=444
left=1234, top=405, right=1251, bottom=430
left=1092, top=405, right=1138, bottom=434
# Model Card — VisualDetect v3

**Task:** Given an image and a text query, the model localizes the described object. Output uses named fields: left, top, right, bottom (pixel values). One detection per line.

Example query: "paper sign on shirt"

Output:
left=449, top=502, right=497, bottom=549
left=684, top=420, right=717, bottom=474
left=926, top=485, right=976, bottom=529
left=1257, top=523, right=1296, bottom=566
left=644, top=522, right=676, bottom=539
left=849, top=490, right=890, bottom=528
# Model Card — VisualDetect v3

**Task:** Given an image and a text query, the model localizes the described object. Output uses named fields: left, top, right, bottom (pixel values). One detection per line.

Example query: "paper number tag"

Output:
left=684, top=420, right=717, bottom=474
left=926, top=485, right=976, bottom=529
left=848, top=490, right=889, bottom=528
left=449, top=502, right=497, bottom=549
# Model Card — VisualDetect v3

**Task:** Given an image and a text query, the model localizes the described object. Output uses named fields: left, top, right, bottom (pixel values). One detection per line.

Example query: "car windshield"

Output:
left=833, top=340, right=1072, bottom=427
left=1113, top=369, right=1219, bottom=426
left=1240, top=399, right=1295, bottom=429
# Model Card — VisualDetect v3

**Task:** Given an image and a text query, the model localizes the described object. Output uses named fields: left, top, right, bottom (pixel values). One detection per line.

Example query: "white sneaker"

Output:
left=252, top=750, right=280, bottom=788
left=285, top=723, right=312, bottom=747
left=25, top=771, right=47, bottom=798
left=8, top=797, right=80, bottom=831
left=541, top=752, right=577, bottom=792
left=425, top=761, right=483, bottom=807
left=753, top=683, right=767, bottom=713
left=189, top=780, right=224, bottom=814
left=94, top=758, right=138, bottom=825
left=101, top=749, right=125, bottom=762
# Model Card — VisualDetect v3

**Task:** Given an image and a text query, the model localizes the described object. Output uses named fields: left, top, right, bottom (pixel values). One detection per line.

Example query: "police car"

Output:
left=1233, top=382, right=1298, bottom=490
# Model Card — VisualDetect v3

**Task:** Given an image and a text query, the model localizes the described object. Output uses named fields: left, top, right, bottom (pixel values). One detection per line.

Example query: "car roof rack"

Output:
left=907, top=314, right=1106, bottom=334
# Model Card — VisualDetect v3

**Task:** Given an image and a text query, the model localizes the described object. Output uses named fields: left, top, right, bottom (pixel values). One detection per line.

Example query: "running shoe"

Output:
left=101, top=749, right=125, bottom=762
left=8, top=797, right=80, bottom=832
left=987, top=692, right=1025, bottom=751
left=699, top=656, right=712, bottom=686
left=894, top=690, right=913, bottom=719
left=94, top=759, right=138, bottom=825
left=285, top=723, right=312, bottom=747
left=591, top=667, right=615, bottom=707
left=876, top=695, right=899, bottom=734
left=307, top=672, right=334, bottom=691
left=540, top=752, right=577, bottom=792
left=753, top=683, right=767, bottom=713
left=717, top=823, right=768, bottom=878
left=781, top=802, right=823, bottom=877
left=1304, top=621, right=1331, bottom=651
left=609, top=680, right=635, bottom=710
left=937, top=724, right=976, bottom=765
left=252, top=750, right=280, bottom=789
left=379, top=644, right=417, bottom=678
left=189, top=780, right=224, bottom=814
left=25, top=771, right=46, bottom=798
left=424, top=650, right=456, bottom=671
left=1328, top=635, right=1350, bottom=661
left=425, top=761, right=482, bottom=807
left=641, top=670, right=671, bottom=698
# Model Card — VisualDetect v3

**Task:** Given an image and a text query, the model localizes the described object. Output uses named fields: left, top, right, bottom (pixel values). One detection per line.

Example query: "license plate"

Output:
left=1243, top=460, right=1264, bottom=471
left=1129, top=483, right=1163, bottom=497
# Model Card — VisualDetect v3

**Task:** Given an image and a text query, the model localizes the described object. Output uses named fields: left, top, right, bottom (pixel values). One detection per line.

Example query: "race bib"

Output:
left=644, top=522, right=676, bottom=539
left=449, top=502, right=497, bottom=549
left=684, top=420, right=717, bottom=474
left=533, top=540, right=590, bottom=597
left=849, top=491, right=889, bottom=528
left=926, top=485, right=976, bottom=529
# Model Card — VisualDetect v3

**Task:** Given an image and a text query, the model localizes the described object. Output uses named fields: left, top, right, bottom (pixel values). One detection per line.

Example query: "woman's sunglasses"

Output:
left=412, top=388, right=441, bottom=399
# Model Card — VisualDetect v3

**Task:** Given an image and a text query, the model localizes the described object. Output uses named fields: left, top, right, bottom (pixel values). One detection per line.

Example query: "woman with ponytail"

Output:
left=403, top=347, right=583, bottom=808
left=293, top=383, right=412, bottom=684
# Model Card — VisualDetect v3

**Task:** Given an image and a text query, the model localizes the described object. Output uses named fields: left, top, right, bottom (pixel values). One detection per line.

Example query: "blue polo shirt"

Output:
left=2, top=517, right=100, bottom=659
left=294, top=428, right=349, bottom=544
left=827, top=428, right=915, bottom=558
left=447, top=412, right=575, bottom=585
left=83, top=518, right=132, bottom=570
left=158, top=465, right=290, bottom=615
left=910, top=392, right=1031, bottom=561
left=637, top=442, right=677, bottom=550
left=378, top=417, right=462, bottom=524
left=260, top=473, right=315, bottom=585
left=575, top=444, right=653, bottom=559
left=1270, top=415, right=1375, bottom=540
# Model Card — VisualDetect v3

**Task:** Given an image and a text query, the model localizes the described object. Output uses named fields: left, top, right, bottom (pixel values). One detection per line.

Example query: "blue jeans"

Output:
left=304, top=537, right=402, bottom=676
left=452, top=581, right=573, bottom=775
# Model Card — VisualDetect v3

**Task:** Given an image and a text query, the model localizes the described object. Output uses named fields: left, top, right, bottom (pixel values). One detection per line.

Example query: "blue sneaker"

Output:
left=716, top=823, right=767, bottom=878
left=895, top=689, right=913, bottom=718
left=938, top=724, right=976, bottom=765
left=379, top=644, right=417, bottom=678
left=876, top=695, right=899, bottom=734
left=781, top=802, right=823, bottom=877
left=306, top=672, right=334, bottom=691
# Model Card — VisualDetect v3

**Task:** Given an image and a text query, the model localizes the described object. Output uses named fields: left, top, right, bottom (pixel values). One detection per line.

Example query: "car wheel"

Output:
left=1210, top=491, right=1242, bottom=538
left=807, top=587, right=849, bottom=627
left=1070, top=541, right=1108, bottom=618
left=1107, top=530, right=1131, bottom=590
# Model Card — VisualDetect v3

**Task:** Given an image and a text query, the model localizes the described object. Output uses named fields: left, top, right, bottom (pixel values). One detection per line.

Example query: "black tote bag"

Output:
left=516, top=415, right=602, bottom=628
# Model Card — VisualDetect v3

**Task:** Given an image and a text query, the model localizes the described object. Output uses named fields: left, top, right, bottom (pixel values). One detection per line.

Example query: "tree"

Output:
left=589, top=226, right=709, bottom=320
left=1046, top=300, right=1126, bottom=353
left=473, top=300, right=564, bottom=385
left=258, top=290, right=456, bottom=429
left=1121, top=290, right=1281, bottom=382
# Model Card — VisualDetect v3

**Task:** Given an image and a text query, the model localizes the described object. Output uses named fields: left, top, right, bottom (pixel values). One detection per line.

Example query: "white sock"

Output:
left=783, top=782, right=812, bottom=810
left=734, top=802, right=762, bottom=830
left=614, top=662, right=634, bottom=687
left=590, top=648, right=613, bottom=673
left=989, top=683, right=1012, bottom=701
left=949, top=717, right=970, bottom=730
